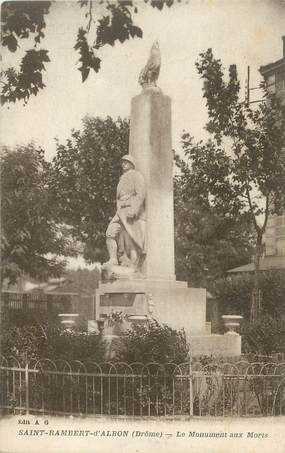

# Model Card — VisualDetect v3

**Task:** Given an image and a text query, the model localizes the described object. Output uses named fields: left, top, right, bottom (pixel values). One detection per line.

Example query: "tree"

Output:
left=49, top=115, right=129, bottom=263
left=211, top=270, right=285, bottom=320
left=174, top=142, right=254, bottom=286
left=1, top=144, right=76, bottom=285
left=195, top=49, right=285, bottom=320
left=242, top=316, right=285, bottom=355
left=1, top=0, right=176, bottom=104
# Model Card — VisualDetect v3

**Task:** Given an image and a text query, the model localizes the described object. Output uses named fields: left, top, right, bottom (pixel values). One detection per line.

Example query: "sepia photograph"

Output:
left=1, top=1, right=285, bottom=452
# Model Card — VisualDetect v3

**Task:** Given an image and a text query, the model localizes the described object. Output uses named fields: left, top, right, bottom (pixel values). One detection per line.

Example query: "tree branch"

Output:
left=261, top=193, right=270, bottom=235
left=87, top=0, right=94, bottom=32
left=245, top=181, right=259, bottom=233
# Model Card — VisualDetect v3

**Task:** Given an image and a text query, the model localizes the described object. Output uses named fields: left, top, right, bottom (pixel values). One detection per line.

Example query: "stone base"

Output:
left=189, top=334, right=241, bottom=357
left=92, top=278, right=242, bottom=357
left=95, top=278, right=207, bottom=336
left=101, top=262, right=144, bottom=281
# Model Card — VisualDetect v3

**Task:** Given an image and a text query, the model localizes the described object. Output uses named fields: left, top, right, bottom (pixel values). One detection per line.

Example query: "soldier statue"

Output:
left=103, top=155, right=146, bottom=276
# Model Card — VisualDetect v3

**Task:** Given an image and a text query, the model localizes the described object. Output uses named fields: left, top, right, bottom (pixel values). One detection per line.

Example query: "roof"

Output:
left=260, top=58, right=285, bottom=72
left=259, top=38, right=285, bottom=75
left=227, top=256, right=285, bottom=273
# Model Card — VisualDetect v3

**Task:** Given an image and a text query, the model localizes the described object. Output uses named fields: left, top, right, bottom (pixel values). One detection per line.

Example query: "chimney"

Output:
left=283, top=36, right=285, bottom=58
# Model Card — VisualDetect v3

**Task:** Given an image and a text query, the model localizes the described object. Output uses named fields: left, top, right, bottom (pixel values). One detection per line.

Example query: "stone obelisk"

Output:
left=129, top=42, right=175, bottom=281
left=94, top=42, right=242, bottom=357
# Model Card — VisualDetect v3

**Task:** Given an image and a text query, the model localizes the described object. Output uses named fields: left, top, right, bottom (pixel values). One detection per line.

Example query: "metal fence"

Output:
left=1, top=355, right=285, bottom=417
left=2, top=292, right=73, bottom=323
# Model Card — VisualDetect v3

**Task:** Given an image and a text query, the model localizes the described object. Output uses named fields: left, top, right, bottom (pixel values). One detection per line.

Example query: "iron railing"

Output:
left=2, top=292, right=72, bottom=318
left=1, top=355, right=285, bottom=417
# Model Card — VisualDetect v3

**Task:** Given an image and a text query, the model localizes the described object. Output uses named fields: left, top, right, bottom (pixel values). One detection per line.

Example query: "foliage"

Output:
left=49, top=115, right=129, bottom=262
left=1, top=49, right=50, bottom=104
left=105, top=311, right=129, bottom=327
left=242, top=316, right=285, bottom=355
left=211, top=274, right=253, bottom=319
left=1, top=144, right=76, bottom=285
left=3, top=307, right=60, bottom=330
left=1, top=323, right=107, bottom=362
left=115, top=319, right=190, bottom=363
left=195, top=49, right=285, bottom=319
left=62, top=268, right=101, bottom=293
left=212, top=270, right=285, bottom=319
left=174, top=143, right=253, bottom=286
left=1, top=0, right=175, bottom=104
left=43, top=327, right=107, bottom=362
left=1, top=1, right=51, bottom=104
left=1, top=1, right=50, bottom=47
left=74, top=27, right=101, bottom=82
left=196, top=50, right=285, bottom=215
left=2, top=324, right=43, bottom=362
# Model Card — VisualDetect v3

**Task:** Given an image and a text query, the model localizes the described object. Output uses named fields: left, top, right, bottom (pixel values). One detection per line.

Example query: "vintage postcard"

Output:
left=1, top=0, right=285, bottom=452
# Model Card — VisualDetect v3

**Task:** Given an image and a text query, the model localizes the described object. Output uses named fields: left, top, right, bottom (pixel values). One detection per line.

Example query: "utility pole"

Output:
left=245, top=66, right=264, bottom=105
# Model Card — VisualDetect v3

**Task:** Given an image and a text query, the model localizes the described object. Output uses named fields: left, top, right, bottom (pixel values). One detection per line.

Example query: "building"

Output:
left=260, top=36, right=285, bottom=104
left=229, top=36, right=285, bottom=274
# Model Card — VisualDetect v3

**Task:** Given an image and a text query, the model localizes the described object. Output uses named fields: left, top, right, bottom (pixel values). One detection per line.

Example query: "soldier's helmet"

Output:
left=121, top=154, right=136, bottom=168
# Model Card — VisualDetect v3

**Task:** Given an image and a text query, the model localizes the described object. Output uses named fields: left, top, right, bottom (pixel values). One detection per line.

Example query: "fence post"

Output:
left=47, top=295, right=53, bottom=322
left=24, top=354, right=29, bottom=415
left=189, top=357, right=193, bottom=417
left=22, top=293, right=28, bottom=313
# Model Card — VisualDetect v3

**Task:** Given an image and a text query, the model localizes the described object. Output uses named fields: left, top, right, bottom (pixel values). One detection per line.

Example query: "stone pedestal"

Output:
left=129, top=88, right=175, bottom=280
left=189, top=334, right=242, bottom=357
left=93, top=279, right=241, bottom=357
left=94, top=279, right=207, bottom=337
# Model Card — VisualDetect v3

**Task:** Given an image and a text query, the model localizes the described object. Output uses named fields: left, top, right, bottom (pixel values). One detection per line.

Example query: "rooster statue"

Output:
left=138, top=40, right=161, bottom=89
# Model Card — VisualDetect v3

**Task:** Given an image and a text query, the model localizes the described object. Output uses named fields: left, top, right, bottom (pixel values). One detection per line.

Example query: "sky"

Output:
left=2, top=0, right=285, bottom=161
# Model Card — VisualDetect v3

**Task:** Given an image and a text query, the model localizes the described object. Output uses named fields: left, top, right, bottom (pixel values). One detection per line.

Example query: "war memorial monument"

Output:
left=91, top=42, right=241, bottom=356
